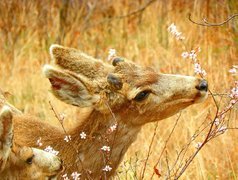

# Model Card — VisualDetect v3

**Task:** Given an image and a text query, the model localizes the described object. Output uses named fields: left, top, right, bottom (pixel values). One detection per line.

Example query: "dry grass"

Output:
left=0, top=0, right=237, bottom=179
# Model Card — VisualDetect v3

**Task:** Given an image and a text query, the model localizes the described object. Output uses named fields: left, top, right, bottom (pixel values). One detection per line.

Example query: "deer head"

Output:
left=0, top=106, right=63, bottom=179
left=44, top=45, right=208, bottom=125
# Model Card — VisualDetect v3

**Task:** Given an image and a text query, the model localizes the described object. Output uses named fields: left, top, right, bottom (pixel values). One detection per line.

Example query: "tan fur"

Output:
left=0, top=106, right=62, bottom=179
left=13, top=45, right=208, bottom=179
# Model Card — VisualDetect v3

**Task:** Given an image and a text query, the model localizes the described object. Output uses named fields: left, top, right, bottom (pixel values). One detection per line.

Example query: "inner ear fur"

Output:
left=43, top=65, right=99, bottom=107
left=49, top=44, right=113, bottom=79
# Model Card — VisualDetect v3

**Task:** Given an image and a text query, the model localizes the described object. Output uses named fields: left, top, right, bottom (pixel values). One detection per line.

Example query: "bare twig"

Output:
left=151, top=113, right=181, bottom=179
left=140, top=121, right=159, bottom=179
left=188, top=13, right=238, bottom=27
left=86, top=0, right=157, bottom=29
left=165, top=150, right=171, bottom=178
left=209, top=93, right=228, bottom=97
left=115, top=0, right=157, bottom=19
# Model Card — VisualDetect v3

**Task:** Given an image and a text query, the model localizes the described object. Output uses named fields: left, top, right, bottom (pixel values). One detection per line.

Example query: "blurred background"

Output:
left=0, top=0, right=237, bottom=179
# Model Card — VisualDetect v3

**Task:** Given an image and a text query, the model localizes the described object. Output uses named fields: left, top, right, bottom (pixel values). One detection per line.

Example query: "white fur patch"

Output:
left=32, top=148, right=61, bottom=172
left=42, top=65, right=57, bottom=78
left=0, top=106, right=11, bottom=114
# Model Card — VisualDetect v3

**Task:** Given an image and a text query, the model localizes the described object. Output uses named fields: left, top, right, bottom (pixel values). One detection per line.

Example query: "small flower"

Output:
left=229, top=68, right=237, bottom=74
left=194, top=63, right=201, bottom=74
left=36, top=137, right=42, bottom=147
left=101, top=145, right=110, bottom=152
left=218, top=125, right=227, bottom=133
left=196, top=47, right=201, bottom=52
left=107, top=123, right=118, bottom=134
left=229, top=65, right=238, bottom=75
left=64, top=135, right=71, bottom=142
left=230, top=86, right=238, bottom=99
left=108, top=49, right=117, bottom=61
left=167, top=23, right=185, bottom=40
left=189, top=51, right=197, bottom=61
left=214, top=118, right=219, bottom=126
left=59, top=113, right=66, bottom=121
left=102, top=165, right=112, bottom=172
left=62, top=174, right=70, bottom=180
left=80, top=132, right=87, bottom=139
left=44, top=146, right=59, bottom=155
left=195, top=142, right=202, bottom=149
left=230, top=99, right=237, bottom=105
left=167, top=23, right=176, bottom=33
left=71, top=172, right=81, bottom=180
left=181, top=52, right=189, bottom=59
left=194, top=63, right=206, bottom=76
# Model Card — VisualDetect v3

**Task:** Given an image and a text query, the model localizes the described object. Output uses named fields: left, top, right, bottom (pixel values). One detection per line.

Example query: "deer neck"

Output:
left=14, top=110, right=142, bottom=178
left=64, top=109, right=142, bottom=178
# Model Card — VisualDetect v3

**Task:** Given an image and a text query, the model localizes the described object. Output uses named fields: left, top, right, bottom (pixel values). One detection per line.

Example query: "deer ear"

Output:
left=43, top=65, right=99, bottom=107
left=49, top=44, right=112, bottom=79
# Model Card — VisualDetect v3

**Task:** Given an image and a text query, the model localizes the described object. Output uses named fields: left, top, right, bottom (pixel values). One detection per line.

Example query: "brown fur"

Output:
left=0, top=106, right=63, bottom=179
left=13, top=45, right=208, bottom=179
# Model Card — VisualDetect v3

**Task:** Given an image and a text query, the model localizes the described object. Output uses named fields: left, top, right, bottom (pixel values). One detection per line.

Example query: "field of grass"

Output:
left=0, top=0, right=237, bottom=179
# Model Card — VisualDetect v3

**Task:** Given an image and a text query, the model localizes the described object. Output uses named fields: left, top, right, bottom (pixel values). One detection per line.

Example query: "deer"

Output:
left=0, top=106, right=63, bottom=179
left=12, top=44, right=208, bottom=179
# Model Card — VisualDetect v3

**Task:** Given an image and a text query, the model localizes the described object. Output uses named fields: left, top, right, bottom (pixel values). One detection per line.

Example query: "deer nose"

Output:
left=196, top=80, right=208, bottom=92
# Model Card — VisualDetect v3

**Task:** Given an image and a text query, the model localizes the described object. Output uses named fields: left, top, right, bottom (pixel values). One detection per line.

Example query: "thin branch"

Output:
left=209, top=93, right=228, bottom=97
left=151, top=113, right=181, bottom=179
left=188, top=13, right=238, bottom=27
left=140, top=122, right=159, bottom=179
left=86, top=0, right=157, bottom=29
left=115, top=0, right=157, bottom=19
left=105, top=101, right=118, bottom=161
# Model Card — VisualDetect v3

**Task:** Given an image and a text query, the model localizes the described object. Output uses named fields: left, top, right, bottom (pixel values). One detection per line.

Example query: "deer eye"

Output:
left=26, top=155, right=34, bottom=164
left=134, top=90, right=151, bottom=102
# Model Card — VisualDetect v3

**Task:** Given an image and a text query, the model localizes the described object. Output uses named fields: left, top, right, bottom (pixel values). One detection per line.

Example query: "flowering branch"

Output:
left=152, top=23, right=238, bottom=179
left=48, top=101, right=93, bottom=180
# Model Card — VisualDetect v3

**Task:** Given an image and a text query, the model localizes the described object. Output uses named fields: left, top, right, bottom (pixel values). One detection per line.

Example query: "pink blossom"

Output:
left=167, top=23, right=185, bottom=40
left=214, top=118, right=219, bottom=126
left=107, top=123, right=118, bottom=134
left=36, top=137, right=42, bottom=147
left=218, top=125, right=227, bottom=133
left=101, top=146, right=110, bottom=152
left=108, top=49, right=117, bottom=61
left=229, top=68, right=237, bottom=74
left=64, top=135, right=71, bottom=142
left=44, top=146, right=59, bottom=155
left=195, top=142, right=202, bottom=149
left=80, top=132, right=87, bottom=139
left=102, top=165, right=112, bottom=172
left=181, top=52, right=189, bottom=59
left=71, top=172, right=81, bottom=180
left=62, top=174, right=69, bottom=180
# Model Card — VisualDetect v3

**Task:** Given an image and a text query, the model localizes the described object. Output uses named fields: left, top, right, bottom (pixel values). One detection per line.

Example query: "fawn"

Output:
left=0, top=106, right=63, bottom=179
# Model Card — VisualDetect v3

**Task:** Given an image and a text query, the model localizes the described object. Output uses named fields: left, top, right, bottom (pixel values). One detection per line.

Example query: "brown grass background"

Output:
left=0, top=0, right=237, bottom=179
